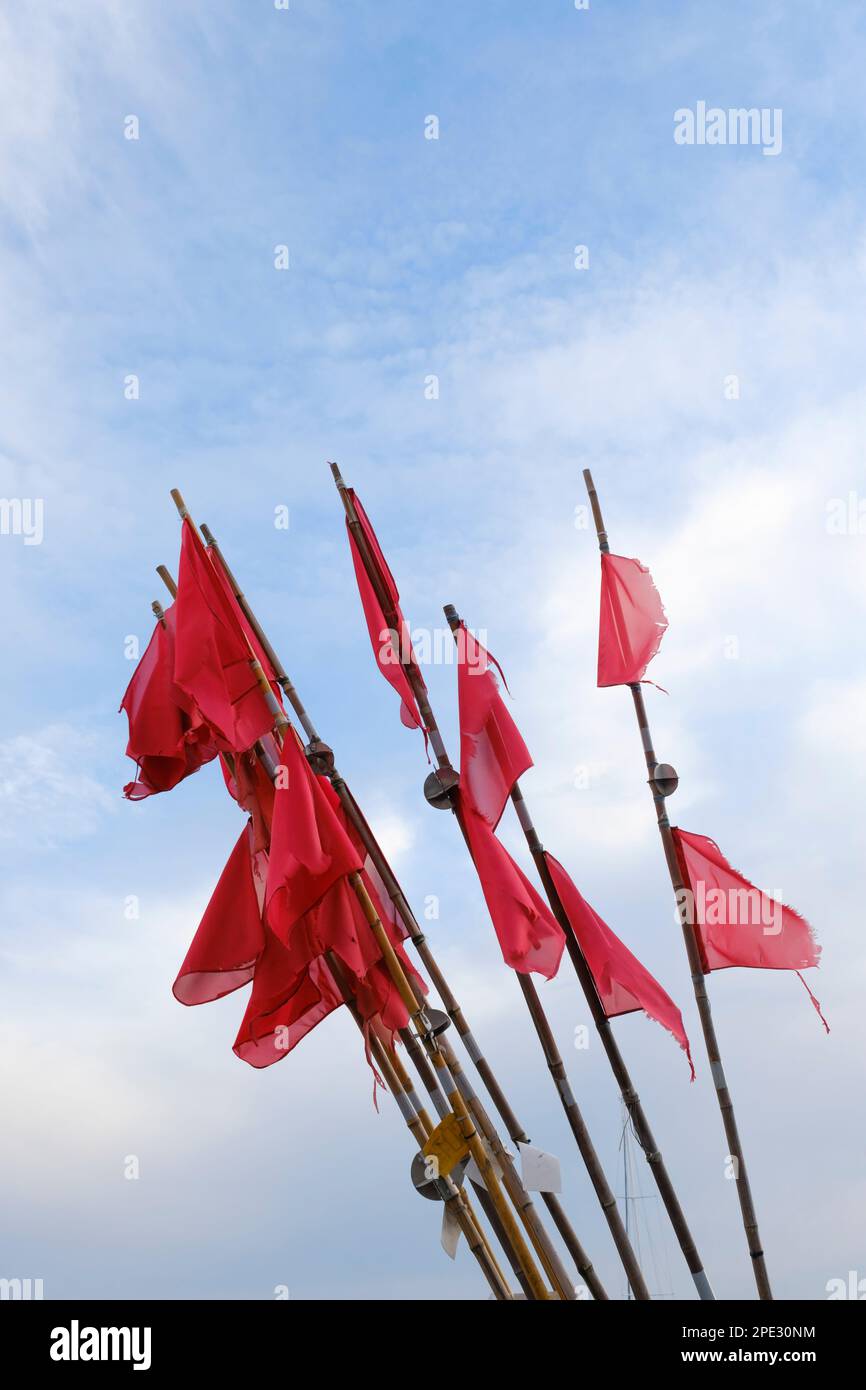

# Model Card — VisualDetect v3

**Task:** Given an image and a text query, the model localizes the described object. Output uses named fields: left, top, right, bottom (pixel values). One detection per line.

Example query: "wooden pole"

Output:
left=329, top=464, right=651, bottom=1300
left=150, top=580, right=509, bottom=1299
left=163, top=495, right=552, bottom=1302
left=325, top=952, right=513, bottom=1300
left=156, top=564, right=177, bottom=598
left=196, top=521, right=603, bottom=1300
left=393, top=1025, right=533, bottom=1298
left=443, top=602, right=714, bottom=1301
left=581, top=467, right=773, bottom=1301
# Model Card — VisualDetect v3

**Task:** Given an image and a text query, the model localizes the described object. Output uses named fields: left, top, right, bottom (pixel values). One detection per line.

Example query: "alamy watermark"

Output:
left=826, top=492, right=866, bottom=535
left=375, top=623, right=489, bottom=670
left=50, top=1321, right=151, bottom=1371
left=674, top=102, right=782, bottom=157
left=676, top=884, right=783, bottom=935
left=0, top=1277, right=44, bottom=1300
left=0, top=497, right=43, bottom=545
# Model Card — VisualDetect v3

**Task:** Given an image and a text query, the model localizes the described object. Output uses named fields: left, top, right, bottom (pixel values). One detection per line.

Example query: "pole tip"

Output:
left=170, top=487, right=188, bottom=519
left=200, top=523, right=214, bottom=545
left=442, top=604, right=461, bottom=631
left=151, top=599, right=165, bottom=621
left=156, top=564, right=178, bottom=598
left=328, top=460, right=344, bottom=486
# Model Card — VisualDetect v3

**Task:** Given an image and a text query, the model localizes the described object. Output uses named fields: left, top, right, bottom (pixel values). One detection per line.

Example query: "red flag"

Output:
left=238, top=795, right=425, bottom=1069
left=457, top=624, right=532, bottom=829
left=265, top=728, right=363, bottom=943
left=452, top=625, right=564, bottom=977
left=545, top=853, right=694, bottom=1076
left=174, top=775, right=422, bottom=1068
left=232, top=923, right=417, bottom=1070
left=597, top=552, right=668, bottom=687
left=225, top=750, right=277, bottom=854
left=273, top=873, right=426, bottom=1008
left=208, top=548, right=284, bottom=695
left=173, top=826, right=265, bottom=1005
left=261, top=727, right=427, bottom=1006
left=232, top=943, right=341, bottom=1068
left=119, top=605, right=218, bottom=799
left=672, top=828, right=827, bottom=1029
left=463, top=812, right=565, bottom=979
left=344, top=489, right=425, bottom=734
left=672, top=828, right=821, bottom=973
left=318, top=774, right=407, bottom=937
left=173, top=518, right=275, bottom=752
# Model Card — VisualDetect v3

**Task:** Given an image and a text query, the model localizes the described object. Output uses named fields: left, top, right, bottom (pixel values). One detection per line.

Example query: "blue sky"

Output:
left=2, top=1, right=865, bottom=1301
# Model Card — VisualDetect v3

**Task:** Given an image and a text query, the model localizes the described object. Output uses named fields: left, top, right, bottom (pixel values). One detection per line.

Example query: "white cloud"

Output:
left=0, top=724, right=115, bottom=847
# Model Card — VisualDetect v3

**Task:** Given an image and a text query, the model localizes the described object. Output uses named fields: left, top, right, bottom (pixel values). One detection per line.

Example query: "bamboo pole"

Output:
left=581, top=467, right=772, bottom=1301
left=196, top=522, right=603, bottom=1300
left=325, top=952, right=513, bottom=1300
left=163, top=494, right=552, bottom=1302
left=394, top=1025, right=534, bottom=1299
left=153, top=569, right=516, bottom=1301
left=156, top=564, right=177, bottom=598
left=330, top=464, right=650, bottom=1300
left=151, top=579, right=509, bottom=1299
left=443, top=602, right=714, bottom=1301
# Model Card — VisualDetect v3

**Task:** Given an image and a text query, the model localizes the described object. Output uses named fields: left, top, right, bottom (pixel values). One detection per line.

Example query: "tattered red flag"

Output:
left=265, top=728, right=363, bottom=943
left=207, top=546, right=284, bottom=695
left=173, top=825, right=265, bottom=1006
left=222, top=749, right=277, bottom=854
left=343, top=488, right=425, bottom=735
left=597, top=552, right=668, bottom=687
left=457, top=623, right=532, bottom=829
left=672, top=827, right=827, bottom=1029
left=454, top=624, right=565, bottom=978
left=233, top=918, right=418, bottom=1071
left=173, top=518, right=275, bottom=753
left=464, top=813, right=565, bottom=979
left=119, top=604, right=218, bottom=799
left=317, top=773, right=408, bottom=938
left=237, top=814, right=426, bottom=1069
left=174, top=761, right=424, bottom=1069
left=545, top=853, right=694, bottom=1076
left=232, top=943, right=341, bottom=1068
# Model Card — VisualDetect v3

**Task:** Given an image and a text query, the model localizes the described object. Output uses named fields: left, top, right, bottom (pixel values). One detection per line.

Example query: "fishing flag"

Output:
left=265, top=726, right=363, bottom=944
left=263, top=742, right=428, bottom=1024
left=343, top=488, right=426, bottom=736
left=173, top=825, right=265, bottom=1006
left=672, top=828, right=827, bottom=1028
left=173, top=518, right=275, bottom=753
left=119, top=604, right=218, bottom=799
left=597, top=552, right=668, bottom=687
left=463, top=814, right=566, bottom=979
left=207, top=546, right=284, bottom=694
left=318, top=775, right=407, bottom=937
left=174, top=720, right=426, bottom=1068
left=457, top=623, right=532, bottom=829
left=232, top=941, right=342, bottom=1067
left=233, top=916, right=417, bottom=1070
left=235, top=834, right=425, bottom=1068
left=222, top=749, right=277, bottom=854
left=455, top=624, right=565, bottom=978
left=545, top=853, right=694, bottom=1076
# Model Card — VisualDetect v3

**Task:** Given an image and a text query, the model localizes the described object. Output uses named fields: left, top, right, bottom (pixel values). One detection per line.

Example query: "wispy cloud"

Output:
left=2, top=0, right=864, bottom=1300
left=0, top=724, right=115, bottom=847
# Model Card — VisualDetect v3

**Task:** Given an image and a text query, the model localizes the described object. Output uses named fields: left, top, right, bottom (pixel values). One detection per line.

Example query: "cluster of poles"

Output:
left=137, top=468, right=780, bottom=1301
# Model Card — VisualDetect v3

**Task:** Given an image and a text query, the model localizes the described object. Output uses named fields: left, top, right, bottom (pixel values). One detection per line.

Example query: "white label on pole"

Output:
left=517, top=1142, right=562, bottom=1194
left=465, top=1156, right=485, bottom=1189
left=441, top=1201, right=462, bottom=1259
left=465, top=1150, right=503, bottom=1190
